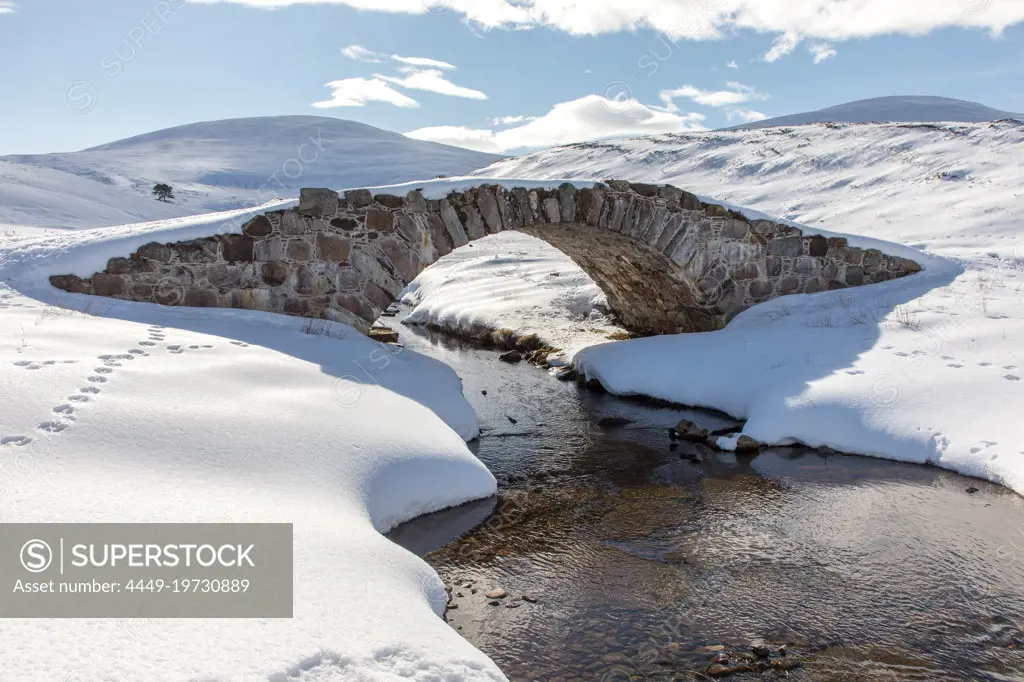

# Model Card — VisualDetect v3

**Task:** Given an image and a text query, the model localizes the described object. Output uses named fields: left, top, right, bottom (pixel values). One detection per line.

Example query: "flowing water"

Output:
left=387, top=316, right=1024, bottom=681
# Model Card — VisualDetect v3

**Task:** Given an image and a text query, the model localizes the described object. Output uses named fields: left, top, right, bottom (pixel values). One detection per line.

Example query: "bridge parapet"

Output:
left=50, top=181, right=921, bottom=335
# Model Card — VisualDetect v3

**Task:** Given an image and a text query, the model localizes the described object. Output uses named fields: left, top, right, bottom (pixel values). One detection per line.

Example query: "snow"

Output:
left=725, top=95, right=1022, bottom=130
left=0, top=116, right=502, bottom=229
left=0, top=202, right=506, bottom=679
left=468, top=120, right=1024, bottom=494
left=401, top=231, right=625, bottom=364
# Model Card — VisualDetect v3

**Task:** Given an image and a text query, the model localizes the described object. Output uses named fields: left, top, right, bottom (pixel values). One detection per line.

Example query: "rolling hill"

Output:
left=0, top=116, right=503, bottom=229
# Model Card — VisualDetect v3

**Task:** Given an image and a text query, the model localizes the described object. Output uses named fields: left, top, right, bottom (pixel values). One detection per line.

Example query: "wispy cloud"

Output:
left=491, top=115, right=538, bottom=126
left=764, top=33, right=801, bottom=62
left=726, top=59, right=739, bottom=69
left=658, top=82, right=769, bottom=110
left=342, top=44, right=455, bottom=70
left=377, top=69, right=486, bottom=100
left=406, top=94, right=705, bottom=154
left=341, top=45, right=384, bottom=63
left=809, top=42, right=838, bottom=64
left=312, top=77, right=420, bottom=109
left=0, top=1, right=18, bottom=14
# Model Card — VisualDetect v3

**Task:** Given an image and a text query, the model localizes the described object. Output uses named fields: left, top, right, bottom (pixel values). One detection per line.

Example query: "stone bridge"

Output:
left=50, top=181, right=920, bottom=335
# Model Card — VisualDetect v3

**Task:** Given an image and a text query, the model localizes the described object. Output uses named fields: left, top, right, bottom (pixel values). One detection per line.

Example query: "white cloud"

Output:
left=658, top=82, right=768, bottom=110
left=809, top=42, right=838, bottom=63
left=342, top=44, right=456, bottom=70
left=0, top=1, right=17, bottom=14
left=726, top=107, right=769, bottom=123
left=406, top=94, right=705, bottom=153
left=764, top=32, right=801, bottom=62
left=492, top=115, right=538, bottom=125
left=341, top=44, right=385, bottom=62
left=190, top=1, right=1024, bottom=48
left=726, top=60, right=739, bottom=69
left=311, top=77, right=420, bottom=108
left=391, top=55, right=456, bottom=70
left=377, top=69, right=486, bottom=100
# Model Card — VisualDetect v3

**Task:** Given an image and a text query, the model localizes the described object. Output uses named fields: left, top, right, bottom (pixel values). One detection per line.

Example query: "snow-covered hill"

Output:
left=0, top=116, right=502, bottom=229
left=726, top=95, right=1021, bottom=130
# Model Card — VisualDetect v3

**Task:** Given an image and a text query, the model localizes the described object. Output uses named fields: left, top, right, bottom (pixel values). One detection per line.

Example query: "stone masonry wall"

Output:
left=50, top=181, right=921, bottom=335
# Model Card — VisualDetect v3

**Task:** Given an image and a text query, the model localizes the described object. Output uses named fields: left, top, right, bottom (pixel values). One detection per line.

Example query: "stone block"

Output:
left=366, top=208, right=394, bottom=233
left=137, top=242, right=173, bottom=262
left=767, top=237, right=802, bottom=258
left=374, top=194, right=405, bottom=209
left=316, top=233, right=351, bottom=263
left=808, top=235, right=829, bottom=257
left=261, top=262, right=290, bottom=286
left=280, top=212, right=308, bottom=236
left=184, top=289, right=219, bottom=307
left=331, top=217, right=360, bottom=232
left=49, top=274, right=88, bottom=294
left=298, top=188, right=339, bottom=218
left=221, top=235, right=255, bottom=263
left=345, top=189, right=373, bottom=209
left=286, top=240, right=314, bottom=261
left=243, top=215, right=273, bottom=238
left=254, top=237, right=287, bottom=262
left=92, top=274, right=127, bottom=297
left=846, top=266, right=865, bottom=286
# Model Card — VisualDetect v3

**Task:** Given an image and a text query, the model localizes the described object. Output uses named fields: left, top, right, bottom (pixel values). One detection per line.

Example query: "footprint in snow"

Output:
left=68, top=395, right=90, bottom=403
left=128, top=349, right=145, bottom=355
left=53, top=404, right=74, bottom=415
left=139, top=341, right=156, bottom=347
left=947, top=363, right=965, bottom=369
left=230, top=341, right=250, bottom=348
left=0, top=436, right=33, bottom=447
left=80, top=386, right=100, bottom=394
left=37, top=421, right=69, bottom=433
left=1006, top=375, right=1021, bottom=382
left=845, top=370, right=866, bottom=375
left=978, top=362, right=993, bottom=367
left=87, top=376, right=108, bottom=384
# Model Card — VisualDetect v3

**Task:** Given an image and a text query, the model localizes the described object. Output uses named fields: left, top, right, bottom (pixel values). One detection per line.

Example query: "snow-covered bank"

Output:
left=470, top=124, right=1024, bottom=494
left=0, top=213, right=504, bottom=679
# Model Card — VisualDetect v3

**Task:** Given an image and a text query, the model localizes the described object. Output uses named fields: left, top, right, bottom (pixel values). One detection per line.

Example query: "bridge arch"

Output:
left=50, top=181, right=920, bottom=335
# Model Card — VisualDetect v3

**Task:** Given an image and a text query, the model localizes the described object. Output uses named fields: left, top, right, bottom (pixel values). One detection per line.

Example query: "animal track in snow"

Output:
left=38, top=421, right=69, bottom=433
left=947, top=363, right=965, bottom=369
left=230, top=341, right=250, bottom=348
left=128, top=349, right=145, bottom=355
left=94, top=367, right=114, bottom=374
left=68, top=395, right=90, bottom=403
left=139, top=341, right=156, bottom=347
left=845, top=369, right=866, bottom=375
left=0, top=436, right=33, bottom=447
left=80, top=386, right=101, bottom=394
left=53, top=404, right=74, bottom=415
left=87, top=376, right=108, bottom=384
left=1005, top=375, right=1021, bottom=382
left=978, top=362, right=993, bottom=367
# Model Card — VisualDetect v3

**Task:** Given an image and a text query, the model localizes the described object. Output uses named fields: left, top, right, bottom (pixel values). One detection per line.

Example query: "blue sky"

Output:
left=1, top=0, right=1022, bottom=155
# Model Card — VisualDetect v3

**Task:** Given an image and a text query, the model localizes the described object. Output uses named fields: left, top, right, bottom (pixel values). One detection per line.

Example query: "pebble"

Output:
left=485, top=588, right=508, bottom=599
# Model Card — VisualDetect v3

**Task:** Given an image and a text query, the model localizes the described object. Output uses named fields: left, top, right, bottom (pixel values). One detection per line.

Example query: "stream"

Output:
left=387, top=315, right=1024, bottom=681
